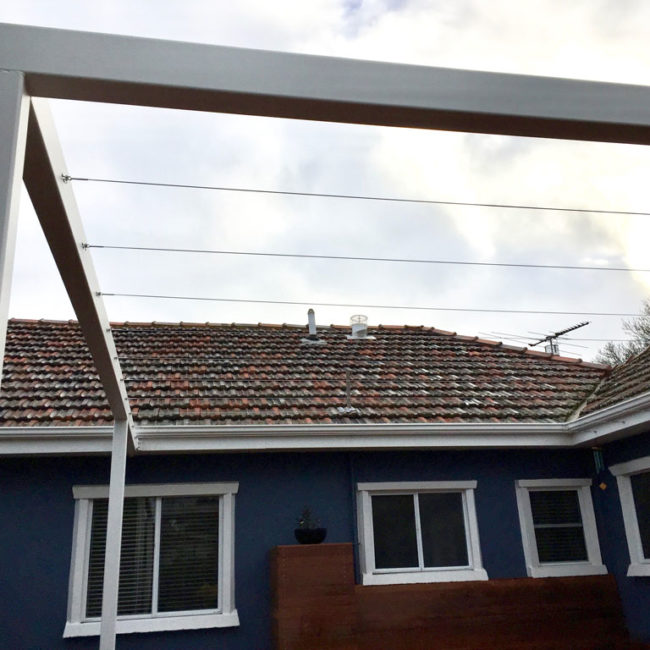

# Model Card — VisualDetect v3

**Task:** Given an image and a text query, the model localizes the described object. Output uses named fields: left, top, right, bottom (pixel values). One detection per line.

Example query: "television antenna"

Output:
left=530, top=321, right=590, bottom=354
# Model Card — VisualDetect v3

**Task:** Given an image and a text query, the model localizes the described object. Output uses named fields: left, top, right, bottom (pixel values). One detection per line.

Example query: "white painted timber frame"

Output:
left=609, top=456, right=650, bottom=577
left=356, top=481, right=487, bottom=585
left=3, top=23, right=650, bottom=143
left=23, top=99, right=134, bottom=439
left=0, top=71, right=28, bottom=385
left=3, top=21, right=650, bottom=649
left=65, top=482, right=238, bottom=638
left=515, top=479, right=607, bottom=578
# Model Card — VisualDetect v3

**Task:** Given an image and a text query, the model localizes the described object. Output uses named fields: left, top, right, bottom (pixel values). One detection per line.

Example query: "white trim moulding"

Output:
left=609, top=455, right=650, bottom=577
left=515, top=478, right=608, bottom=579
left=73, top=482, right=239, bottom=500
left=64, top=612, right=240, bottom=638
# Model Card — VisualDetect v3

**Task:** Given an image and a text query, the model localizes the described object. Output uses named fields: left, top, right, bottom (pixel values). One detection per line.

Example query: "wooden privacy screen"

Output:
left=270, top=543, right=633, bottom=650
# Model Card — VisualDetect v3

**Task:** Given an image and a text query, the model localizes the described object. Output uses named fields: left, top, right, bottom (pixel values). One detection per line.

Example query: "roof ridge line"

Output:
left=6, top=317, right=610, bottom=369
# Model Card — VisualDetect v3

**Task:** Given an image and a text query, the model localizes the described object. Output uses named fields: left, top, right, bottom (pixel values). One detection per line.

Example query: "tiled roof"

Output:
left=582, top=344, right=650, bottom=415
left=0, top=319, right=610, bottom=427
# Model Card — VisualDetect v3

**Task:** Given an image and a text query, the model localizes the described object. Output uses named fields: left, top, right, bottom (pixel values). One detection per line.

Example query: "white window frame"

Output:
left=610, top=455, right=650, bottom=577
left=515, top=479, right=607, bottom=578
left=356, top=481, right=488, bottom=585
left=64, top=482, right=239, bottom=638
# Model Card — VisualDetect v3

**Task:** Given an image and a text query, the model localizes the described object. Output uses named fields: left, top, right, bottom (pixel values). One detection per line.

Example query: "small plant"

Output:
left=294, top=506, right=327, bottom=544
left=296, top=506, right=321, bottom=530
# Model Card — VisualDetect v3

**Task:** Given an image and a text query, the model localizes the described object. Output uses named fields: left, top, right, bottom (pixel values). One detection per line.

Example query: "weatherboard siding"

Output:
left=0, top=447, right=627, bottom=649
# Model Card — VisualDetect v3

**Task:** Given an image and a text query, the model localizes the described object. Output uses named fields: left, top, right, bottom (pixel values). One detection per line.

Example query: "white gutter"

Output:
left=2, top=391, right=649, bottom=455
left=0, top=425, right=112, bottom=454
left=568, top=391, right=650, bottom=445
left=135, top=421, right=569, bottom=452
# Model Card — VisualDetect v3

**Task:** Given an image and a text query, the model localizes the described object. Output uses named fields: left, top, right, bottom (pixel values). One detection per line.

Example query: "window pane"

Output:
left=631, top=472, right=650, bottom=559
left=534, top=526, right=588, bottom=563
left=419, top=492, right=468, bottom=567
left=371, top=495, right=418, bottom=569
left=86, top=497, right=155, bottom=618
left=158, top=496, right=220, bottom=612
left=530, top=490, right=587, bottom=563
left=530, top=490, right=582, bottom=525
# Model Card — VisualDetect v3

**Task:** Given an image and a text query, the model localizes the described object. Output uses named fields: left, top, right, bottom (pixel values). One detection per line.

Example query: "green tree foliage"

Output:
left=595, top=299, right=650, bottom=366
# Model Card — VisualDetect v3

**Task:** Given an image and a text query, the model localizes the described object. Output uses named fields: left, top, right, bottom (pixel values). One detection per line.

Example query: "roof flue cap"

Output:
left=307, top=308, right=317, bottom=339
left=301, top=308, right=325, bottom=345
left=349, top=314, right=368, bottom=339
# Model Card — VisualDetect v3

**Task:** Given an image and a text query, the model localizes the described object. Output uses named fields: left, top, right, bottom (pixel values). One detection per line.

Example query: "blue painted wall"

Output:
left=600, top=429, right=650, bottom=643
left=0, top=446, right=618, bottom=649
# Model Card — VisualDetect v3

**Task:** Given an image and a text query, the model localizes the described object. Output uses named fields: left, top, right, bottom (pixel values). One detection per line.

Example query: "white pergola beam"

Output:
left=0, top=71, right=29, bottom=388
left=23, top=98, right=134, bottom=443
left=2, top=22, right=650, bottom=145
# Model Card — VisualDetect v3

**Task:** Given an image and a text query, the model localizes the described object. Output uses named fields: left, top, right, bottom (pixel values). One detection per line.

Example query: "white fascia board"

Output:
left=1, top=23, right=650, bottom=144
left=0, top=426, right=112, bottom=455
left=135, top=422, right=569, bottom=453
left=23, top=99, right=135, bottom=450
left=0, top=422, right=568, bottom=455
left=567, top=391, right=650, bottom=446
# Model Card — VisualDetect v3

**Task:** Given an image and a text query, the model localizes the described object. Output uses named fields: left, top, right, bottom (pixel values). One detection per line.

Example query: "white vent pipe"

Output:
left=307, top=308, right=317, bottom=338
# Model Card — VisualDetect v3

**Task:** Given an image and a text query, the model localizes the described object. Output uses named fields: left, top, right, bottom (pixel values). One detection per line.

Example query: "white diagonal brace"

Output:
left=0, top=71, right=29, bottom=389
left=22, top=98, right=135, bottom=449
left=1, top=23, right=650, bottom=145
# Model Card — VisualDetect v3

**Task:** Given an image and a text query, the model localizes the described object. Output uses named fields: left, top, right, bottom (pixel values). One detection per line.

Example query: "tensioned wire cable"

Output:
left=64, top=175, right=650, bottom=218
left=99, top=292, right=638, bottom=317
left=85, top=244, right=650, bottom=274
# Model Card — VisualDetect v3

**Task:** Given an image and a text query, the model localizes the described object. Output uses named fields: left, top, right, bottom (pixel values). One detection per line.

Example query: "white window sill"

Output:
left=627, top=562, right=650, bottom=577
left=63, top=610, right=240, bottom=637
left=362, top=568, right=488, bottom=586
left=527, top=564, right=608, bottom=578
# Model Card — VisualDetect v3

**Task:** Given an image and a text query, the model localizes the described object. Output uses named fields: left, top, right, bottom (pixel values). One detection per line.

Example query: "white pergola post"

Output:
left=0, top=71, right=29, bottom=387
left=99, top=419, right=129, bottom=650
left=22, top=98, right=135, bottom=649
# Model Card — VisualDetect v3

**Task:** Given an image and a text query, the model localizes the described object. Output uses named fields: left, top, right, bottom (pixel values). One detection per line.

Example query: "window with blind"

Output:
left=64, top=483, right=239, bottom=638
left=610, top=457, right=650, bottom=577
left=529, top=490, right=588, bottom=563
left=515, top=479, right=607, bottom=578
left=356, top=481, right=488, bottom=585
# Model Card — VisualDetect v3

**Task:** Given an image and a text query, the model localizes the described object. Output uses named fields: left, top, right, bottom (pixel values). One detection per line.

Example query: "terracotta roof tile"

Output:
left=582, top=345, right=650, bottom=414
left=0, top=318, right=611, bottom=427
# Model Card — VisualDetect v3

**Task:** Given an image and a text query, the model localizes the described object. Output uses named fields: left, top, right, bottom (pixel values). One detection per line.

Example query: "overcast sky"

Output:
left=2, top=1, right=650, bottom=361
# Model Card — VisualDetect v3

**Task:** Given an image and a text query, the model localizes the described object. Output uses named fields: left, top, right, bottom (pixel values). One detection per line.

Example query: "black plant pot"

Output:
left=294, top=527, right=327, bottom=544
